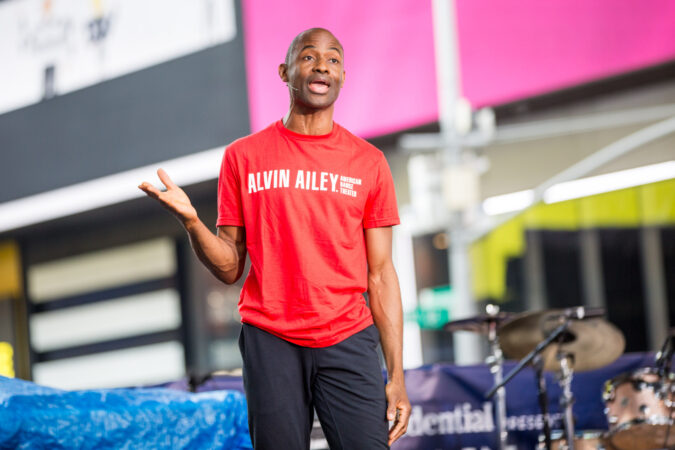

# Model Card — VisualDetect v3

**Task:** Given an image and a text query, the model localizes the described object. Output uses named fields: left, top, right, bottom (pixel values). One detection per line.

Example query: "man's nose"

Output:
left=313, top=58, right=329, bottom=73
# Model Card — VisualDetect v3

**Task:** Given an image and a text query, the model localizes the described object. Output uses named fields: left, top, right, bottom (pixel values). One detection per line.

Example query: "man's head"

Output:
left=279, top=28, right=346, bottom=111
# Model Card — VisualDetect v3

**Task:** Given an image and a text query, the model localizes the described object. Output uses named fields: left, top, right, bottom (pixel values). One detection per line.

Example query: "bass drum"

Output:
left=537, top=430, right=614, bottom=450
left=603, top=368, right=675, bottom=450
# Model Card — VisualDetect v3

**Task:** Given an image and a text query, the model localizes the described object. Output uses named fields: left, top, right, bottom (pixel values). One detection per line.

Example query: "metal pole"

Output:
left=471, top=115, right=675, bottom=242
left=558, top=353, right=576, bottom=450
left=432, top=0, right=481, bottom=365
left=533, top=355, right=552, bottom=450
left=640, top=227, right=669, bottom=351
left=487, top=312, right=508, bottom=450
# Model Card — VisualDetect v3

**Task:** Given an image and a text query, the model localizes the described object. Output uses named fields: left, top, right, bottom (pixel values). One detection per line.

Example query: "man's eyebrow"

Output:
left=299, top=44, right=343, bottom=56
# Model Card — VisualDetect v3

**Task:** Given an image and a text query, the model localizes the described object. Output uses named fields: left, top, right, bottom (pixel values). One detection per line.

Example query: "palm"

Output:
left=139, top=169, right=197, bottom=223
left=160, top=185, right=196, bottom=217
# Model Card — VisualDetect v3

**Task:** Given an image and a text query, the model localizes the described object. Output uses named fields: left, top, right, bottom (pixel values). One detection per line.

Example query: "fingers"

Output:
left=388, top=406, right=411, bottom=445
left=138, top=182, right=162, bottom=199
left=389, top=419, right=408, bottom=445
left=387, top=404, right=397, bottom=422
left=157, top=168, right=176, bottom=189
left=139, top=168, right=175, bottom=199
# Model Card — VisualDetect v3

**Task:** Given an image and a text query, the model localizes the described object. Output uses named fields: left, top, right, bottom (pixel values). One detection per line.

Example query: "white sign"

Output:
left=0, top=0, right=236, bottom=115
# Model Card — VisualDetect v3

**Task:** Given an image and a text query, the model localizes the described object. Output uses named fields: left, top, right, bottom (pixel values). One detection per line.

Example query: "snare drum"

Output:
left=603, top=368, right=675, bottom=450
left=537, top=430, right=613, bottom=449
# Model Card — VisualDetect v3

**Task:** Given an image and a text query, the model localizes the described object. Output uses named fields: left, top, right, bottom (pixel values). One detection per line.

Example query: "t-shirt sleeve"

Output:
left=216, top=146, right=245, bottom=227
left=363, top=152, right=400, bottom=229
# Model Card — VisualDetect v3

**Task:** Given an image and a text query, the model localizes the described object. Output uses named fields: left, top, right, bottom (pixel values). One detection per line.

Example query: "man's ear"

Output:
left=341, top=70, right=346, bottom=88
left=279, top=63, right=288, bottom=82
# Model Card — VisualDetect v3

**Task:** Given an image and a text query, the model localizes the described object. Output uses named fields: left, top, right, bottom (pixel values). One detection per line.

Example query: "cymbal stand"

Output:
left=533, top=354, right=551, bottom=450
left=486, top=320, right=574, bottom=447
left=557, top=351, right=575, bottom=450
left=486, top=306, right=508, bottom=450
left=486, top=320, right=570, bottom=399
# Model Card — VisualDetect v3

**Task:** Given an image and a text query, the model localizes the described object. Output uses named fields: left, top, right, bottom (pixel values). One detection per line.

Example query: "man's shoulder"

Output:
left=336, top=123, right=383, bottom=158
left=226, top=121, right=279, bottom=155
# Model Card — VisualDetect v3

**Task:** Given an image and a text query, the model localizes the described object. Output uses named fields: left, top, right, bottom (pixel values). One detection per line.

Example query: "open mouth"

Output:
left=308, top=79, right=330, bottom=94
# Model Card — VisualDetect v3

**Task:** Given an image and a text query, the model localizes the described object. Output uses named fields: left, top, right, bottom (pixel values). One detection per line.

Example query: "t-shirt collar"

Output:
left=276, top=120, right=339, bottom=141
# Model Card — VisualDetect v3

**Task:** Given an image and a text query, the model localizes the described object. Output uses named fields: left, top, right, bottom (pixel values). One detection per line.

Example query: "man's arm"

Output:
left=139, top=168, right=247, bottom=284
left=365, top=226, right=411, bottom=446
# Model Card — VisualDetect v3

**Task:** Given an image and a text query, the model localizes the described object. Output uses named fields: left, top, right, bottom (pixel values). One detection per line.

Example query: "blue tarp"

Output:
left=0, top=376, right=251, bottom=449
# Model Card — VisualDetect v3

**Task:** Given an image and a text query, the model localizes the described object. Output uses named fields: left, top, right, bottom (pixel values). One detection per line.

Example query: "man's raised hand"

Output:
left=138, top=169, right=198, bottom=226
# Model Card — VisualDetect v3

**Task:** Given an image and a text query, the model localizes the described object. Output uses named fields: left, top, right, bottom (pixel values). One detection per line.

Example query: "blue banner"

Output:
left=0, top=353, right=661, bottom=449
left=394, top=352, right=655, bottom=449
left=189, top=353, right=656, bottom=449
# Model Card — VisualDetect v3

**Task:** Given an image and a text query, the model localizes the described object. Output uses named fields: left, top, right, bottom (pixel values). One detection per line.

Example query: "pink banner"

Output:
left=243, top=0, right=675, bottom=138
left=456, top=0, right=675, bottom=107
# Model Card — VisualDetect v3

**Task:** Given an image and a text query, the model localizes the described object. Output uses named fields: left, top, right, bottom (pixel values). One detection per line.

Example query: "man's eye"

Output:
left=330, top=58, right=340, bottom=64
left=303, top=55, right=313, bottom=61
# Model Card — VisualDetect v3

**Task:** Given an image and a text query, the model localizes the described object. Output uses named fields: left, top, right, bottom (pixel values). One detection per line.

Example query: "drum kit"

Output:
left=444, top=306, right=675, bottom=450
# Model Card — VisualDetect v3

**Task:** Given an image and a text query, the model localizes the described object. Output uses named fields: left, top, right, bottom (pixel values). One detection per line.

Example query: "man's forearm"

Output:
left=184, top=218, right=244, bottom=285
left=139, top=169, right=245, bottom=284
left=369, top=260, right=411, bottom=444
left=368, top=262, right=405, bottom=380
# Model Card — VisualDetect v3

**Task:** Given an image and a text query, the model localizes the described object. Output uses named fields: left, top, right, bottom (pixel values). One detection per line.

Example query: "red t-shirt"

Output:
left=217, top=120, right=399, bottom=347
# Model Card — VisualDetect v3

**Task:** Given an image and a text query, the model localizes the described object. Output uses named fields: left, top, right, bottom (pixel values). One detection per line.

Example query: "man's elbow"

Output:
left=367, top=266, right=390, bottom=301
left=214, top=261, right=244, bottom=285
left=221, top=273, right=239, bottom=285
left=368, top=260, right=395, bottom=282
left=368, top=269, right=384, bottom=292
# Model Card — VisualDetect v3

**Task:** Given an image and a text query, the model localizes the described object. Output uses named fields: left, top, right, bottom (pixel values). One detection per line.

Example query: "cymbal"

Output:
left=444, top=311, right=515, bottom=334
left=497, top=309, right=625, bottom=372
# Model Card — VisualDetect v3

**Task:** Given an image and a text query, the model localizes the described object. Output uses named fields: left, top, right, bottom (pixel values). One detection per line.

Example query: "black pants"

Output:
left=238, top=323, right=390, bottom=450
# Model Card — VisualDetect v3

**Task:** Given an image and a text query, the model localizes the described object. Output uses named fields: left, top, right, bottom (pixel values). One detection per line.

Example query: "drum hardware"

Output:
left=489, top=307, right=624, bottom=450
left=659, top=331, right=675, bottom=450
left=656, top=329, right=675, bottom=378
left=487, top=314, right=579, bottom=449
left=558, top=351, right=576, bottom=450
left=444, top=305, right=513, bottom=450
left=448, top=306, right=629, bottom=450
left=497, top=307, right=623, bottom=373
left=537, top=430, right=613, bottom=450
left=486, top=304, right=509, bottom=450
left=534, top=353, right=553, bottom=450
left=601, top=331, right=675, bottom=450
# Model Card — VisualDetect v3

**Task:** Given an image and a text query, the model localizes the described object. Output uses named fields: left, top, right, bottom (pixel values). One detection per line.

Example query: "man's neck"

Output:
left=282, top=106, right=334, bottom=135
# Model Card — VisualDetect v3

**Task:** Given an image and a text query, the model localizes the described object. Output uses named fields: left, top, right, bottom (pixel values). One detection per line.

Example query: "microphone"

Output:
left=286, top=83, right=300, bottom=91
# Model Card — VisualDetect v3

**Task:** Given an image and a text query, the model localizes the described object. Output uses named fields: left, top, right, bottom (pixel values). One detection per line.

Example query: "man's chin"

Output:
left=296, top=96, right=338, bottom=111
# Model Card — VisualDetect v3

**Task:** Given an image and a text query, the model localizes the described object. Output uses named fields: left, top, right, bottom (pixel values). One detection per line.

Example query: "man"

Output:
left=139, top=28, right=410, bottom=449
